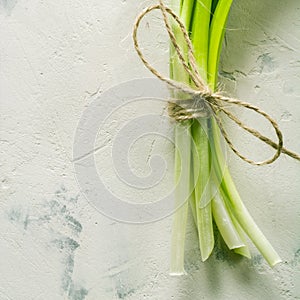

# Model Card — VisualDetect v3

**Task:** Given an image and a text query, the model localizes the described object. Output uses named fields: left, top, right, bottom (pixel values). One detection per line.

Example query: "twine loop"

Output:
left=133, top=0, right=300, bottom=166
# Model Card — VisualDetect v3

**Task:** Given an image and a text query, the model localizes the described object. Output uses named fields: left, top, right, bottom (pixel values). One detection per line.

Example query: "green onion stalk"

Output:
left=170, top=0, right=281, bottom=275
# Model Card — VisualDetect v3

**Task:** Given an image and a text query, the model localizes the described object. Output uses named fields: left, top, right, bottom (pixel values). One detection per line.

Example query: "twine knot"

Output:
left=168, top=93, right=213, bottom=121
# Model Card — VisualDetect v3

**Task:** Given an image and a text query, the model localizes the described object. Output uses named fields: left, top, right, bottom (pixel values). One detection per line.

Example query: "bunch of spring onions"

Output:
left=170, top=0, right=281, bottom=274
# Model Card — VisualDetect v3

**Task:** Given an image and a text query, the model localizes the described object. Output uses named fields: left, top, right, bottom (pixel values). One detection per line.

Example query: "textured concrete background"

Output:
left=0, top=0, right=300, bottom=299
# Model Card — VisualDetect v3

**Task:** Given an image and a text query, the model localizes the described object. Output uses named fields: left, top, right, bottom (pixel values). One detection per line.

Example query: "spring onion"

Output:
left=170, top=0, right=281, bottom=274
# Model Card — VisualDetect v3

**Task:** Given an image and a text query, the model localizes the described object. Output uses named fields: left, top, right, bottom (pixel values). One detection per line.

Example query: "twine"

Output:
left=133, top=0, right=300, bottom=166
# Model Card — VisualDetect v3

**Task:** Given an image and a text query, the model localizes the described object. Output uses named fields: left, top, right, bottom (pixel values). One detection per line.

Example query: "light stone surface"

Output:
left=0, top=0, right=300, bottom=299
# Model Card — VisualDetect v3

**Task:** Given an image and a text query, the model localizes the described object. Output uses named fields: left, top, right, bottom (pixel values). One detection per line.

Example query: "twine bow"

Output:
left=133, top=0, right=300, bottom=166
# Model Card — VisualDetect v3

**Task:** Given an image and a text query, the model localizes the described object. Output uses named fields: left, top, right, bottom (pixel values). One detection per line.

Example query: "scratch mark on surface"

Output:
left=7, top=207, right=30, bottom=230
left=47, top=185, right=87, bottom=299
left=6, top=185, right=88, bottom=300
left=115, top=277, right=136, bottom=300
left=52, top=235, right=88, bottom=300
left=249, top=53, right=277, bottom=75
left=72, top=142, right=110, bottom=163
left=0, top=0, right=18, bottom=14
left=290, top=248, right=300, bottom=267
left=146, top=139, right=156, bottom=164
left=264, top=32, right=297, bottom=52
left=219, top=69, right=246, bottom=82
